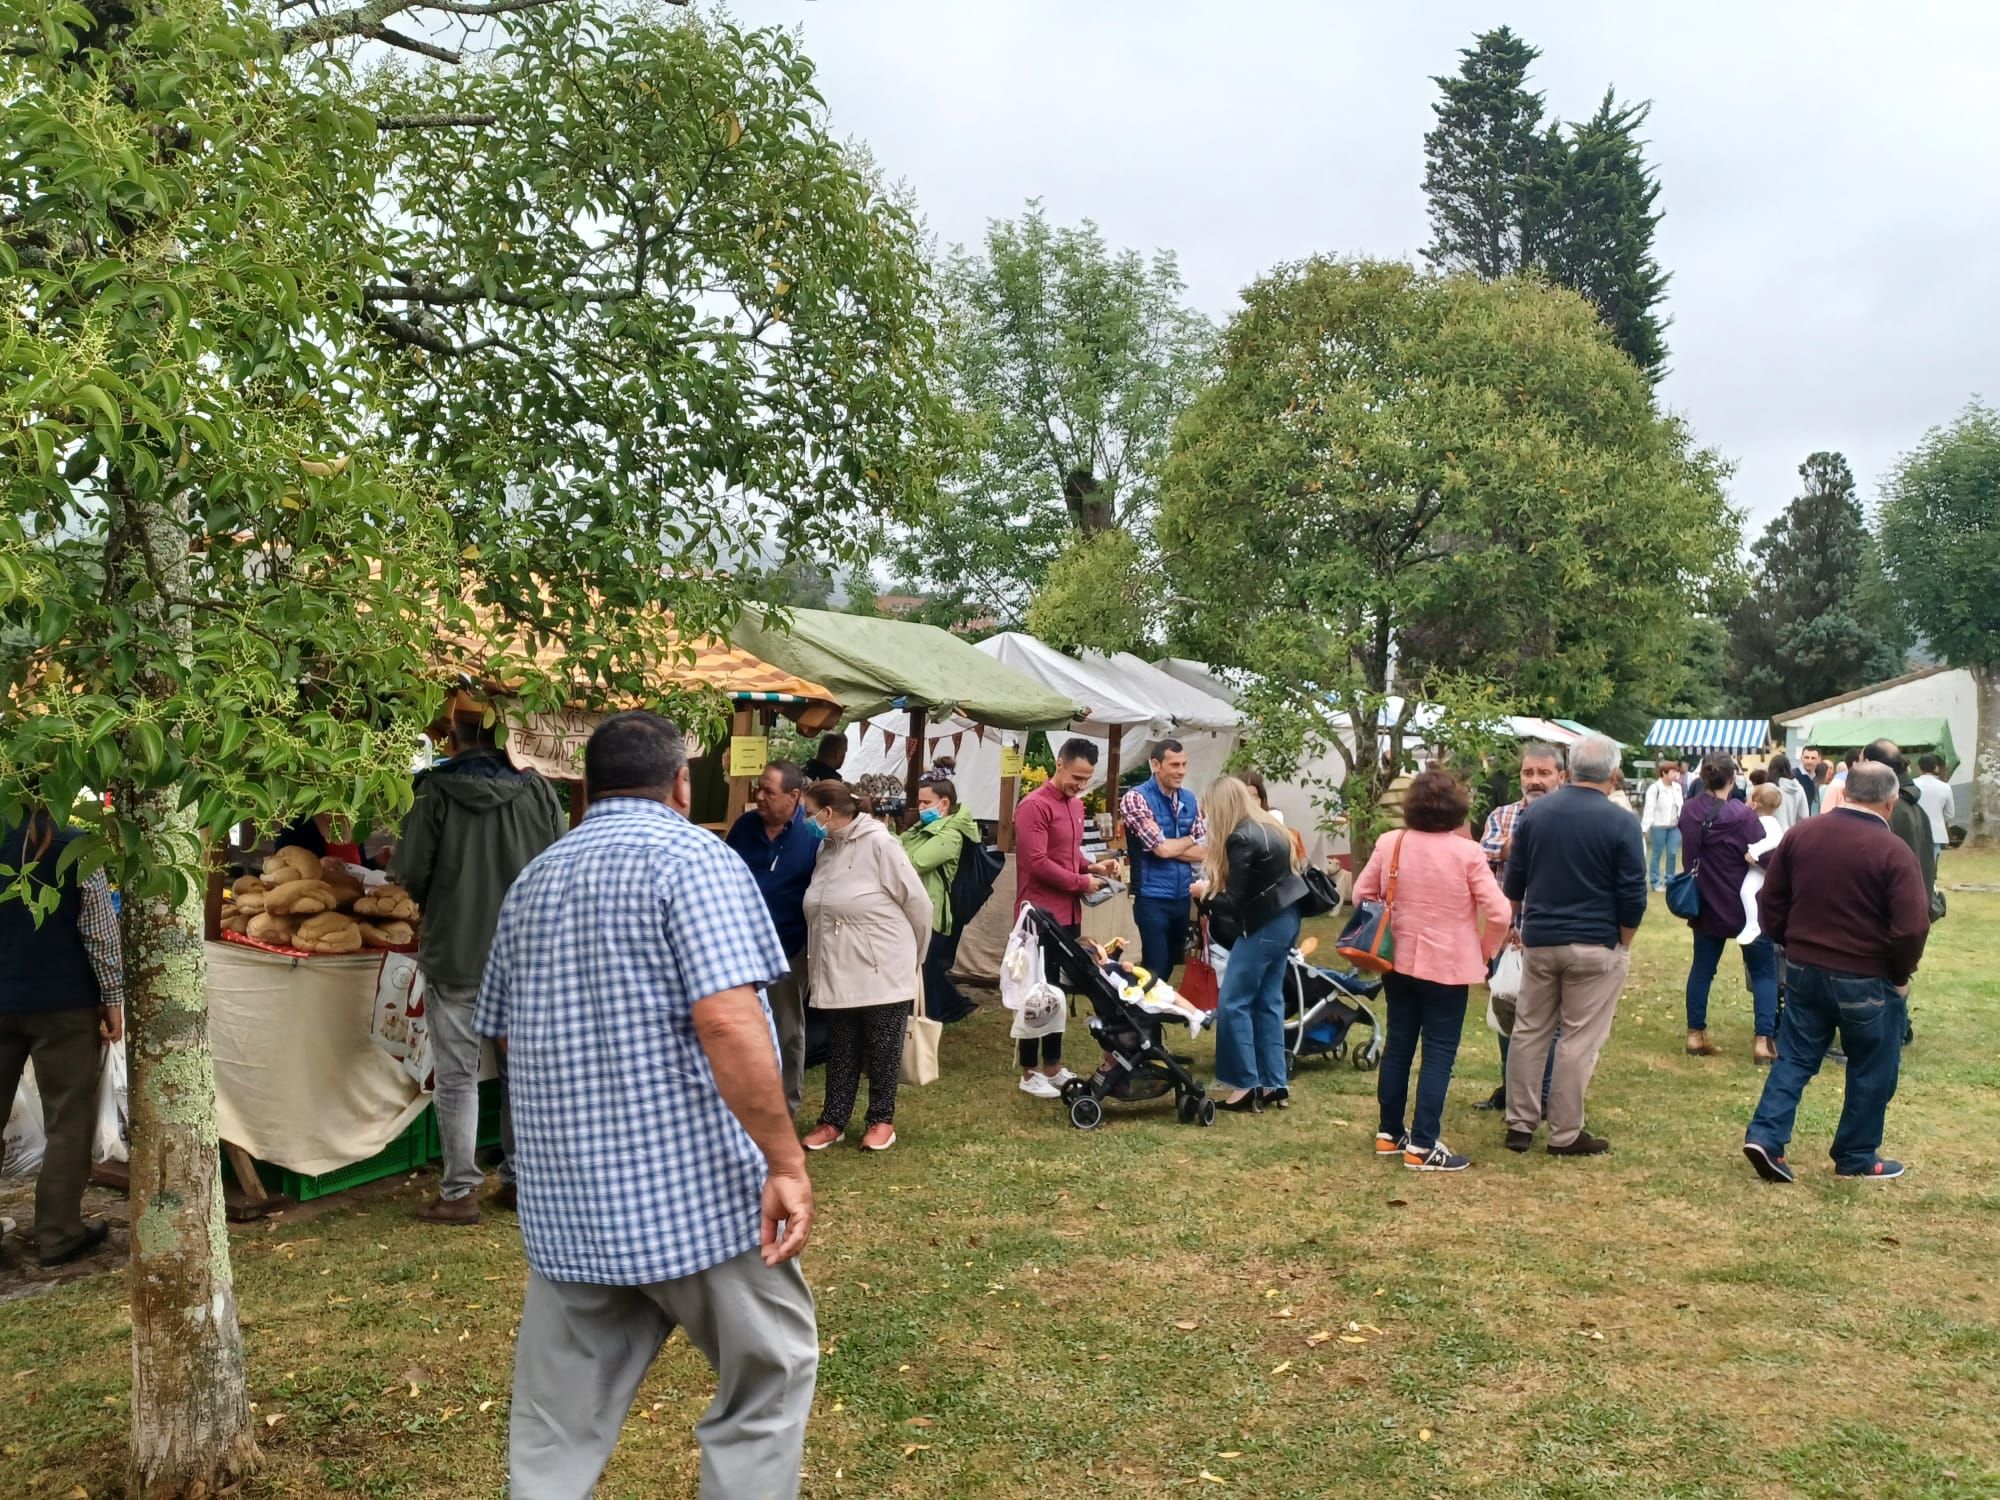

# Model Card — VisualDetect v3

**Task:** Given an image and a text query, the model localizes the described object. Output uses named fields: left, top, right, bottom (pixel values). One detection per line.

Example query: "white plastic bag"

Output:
left=4, top=1061, right=45, bottom=1178
left=92, top=1043, right=129, bottom=1164
left=1486, top=946, right=1524, bottom=1037
left=999, top=908, right=1066, bottom=1041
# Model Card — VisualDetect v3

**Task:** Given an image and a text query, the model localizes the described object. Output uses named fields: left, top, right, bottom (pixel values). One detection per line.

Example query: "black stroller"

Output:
left=1024, top=907, right=1217, bottom=1131
left=1282, top=948, right=1384, bottom=1075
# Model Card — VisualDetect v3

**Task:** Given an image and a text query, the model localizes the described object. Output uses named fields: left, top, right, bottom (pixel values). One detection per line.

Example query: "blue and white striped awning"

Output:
left=1643, top=718, right=1771, bottom=754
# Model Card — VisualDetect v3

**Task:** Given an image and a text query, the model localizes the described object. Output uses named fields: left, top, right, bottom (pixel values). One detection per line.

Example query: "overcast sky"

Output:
left=724, top=0, right=2000, bottom=538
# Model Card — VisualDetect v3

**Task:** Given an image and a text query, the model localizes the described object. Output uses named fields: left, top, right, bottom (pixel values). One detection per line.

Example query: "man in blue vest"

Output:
left=1120, top=740, right=1208, bottom=983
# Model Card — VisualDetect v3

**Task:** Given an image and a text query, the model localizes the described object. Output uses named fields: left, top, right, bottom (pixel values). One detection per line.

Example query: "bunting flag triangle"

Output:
left=952, top=732, right=965, bottom=754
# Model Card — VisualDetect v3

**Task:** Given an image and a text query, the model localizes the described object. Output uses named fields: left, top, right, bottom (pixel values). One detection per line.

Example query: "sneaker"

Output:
left=1837, top=1158, right=1906, bottom=1181
left=1019, top=1072, right=1061, bottom=1099
left=802, top=1124, right=842, bottom=1150
left=1546, top=1131, right=1611, bottom=1157
left=1472, top=1086, right=1506, bottom=1112
left=859, top=1123, right=896, bottom=1152
left=1051, top=1067, right=1080, bottom=1087
left=1403, top=1142, right=1471, bottom=1172
left=1742, top=1141, right=1794, bottom=1183
left=1504, top=1128, right=1535, bottom=1153
left=1375, top=1130, right=1408, bottom=1158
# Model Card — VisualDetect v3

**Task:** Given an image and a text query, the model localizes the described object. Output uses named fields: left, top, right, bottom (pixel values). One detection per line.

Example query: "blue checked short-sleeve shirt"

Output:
left=475, top=797, right=789, bottom=1285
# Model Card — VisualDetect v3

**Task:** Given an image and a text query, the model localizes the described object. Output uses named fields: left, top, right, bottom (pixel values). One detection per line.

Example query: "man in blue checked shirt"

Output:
left=477, top=712, right=817, bottom=1499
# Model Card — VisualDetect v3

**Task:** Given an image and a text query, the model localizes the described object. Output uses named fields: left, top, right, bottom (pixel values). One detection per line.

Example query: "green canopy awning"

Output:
left=730, top=609, right=1083, bottom=730
left=1802, top=715, right=1958, bottom=773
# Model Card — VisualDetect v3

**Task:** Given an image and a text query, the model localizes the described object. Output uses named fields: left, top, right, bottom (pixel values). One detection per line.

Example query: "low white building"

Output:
left=1773, top=664, right=1980, bottom=813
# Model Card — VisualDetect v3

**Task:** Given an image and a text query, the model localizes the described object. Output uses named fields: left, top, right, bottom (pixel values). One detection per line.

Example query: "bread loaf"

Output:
left=247, top=912, right=301, bottom=946
left=353, top=884, right=419, bottom=922
left=320, top=859, right=366, bottom=907
left=262, top=846, right=322, bottom=885
left=359, top=919, right=415, bottom=949
left=295, top=912, right=363, bottom=954
left=266, top=878, right=339, bottom=916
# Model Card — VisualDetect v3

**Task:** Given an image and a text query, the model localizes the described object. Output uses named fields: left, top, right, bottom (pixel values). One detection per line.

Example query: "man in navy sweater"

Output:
left=725, top=760, right=818, bottom=1115
left=1501, top=736, right=1648, bottom=1157
left=1743, top=761, right=1930, bottom=1183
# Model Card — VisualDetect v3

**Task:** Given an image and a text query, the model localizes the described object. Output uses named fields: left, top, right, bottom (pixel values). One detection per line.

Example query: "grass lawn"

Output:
left=4, top=853, right=1998, bottom=1499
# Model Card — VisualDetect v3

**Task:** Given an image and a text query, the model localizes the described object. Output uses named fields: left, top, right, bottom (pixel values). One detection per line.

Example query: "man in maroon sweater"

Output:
left=1013, top=738, right=1120, bottom=1097
left=1743, top=761, right=1930, bottom=1183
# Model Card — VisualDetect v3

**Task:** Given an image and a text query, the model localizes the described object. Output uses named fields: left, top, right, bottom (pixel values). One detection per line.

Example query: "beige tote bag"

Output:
left=901, top=976, right=942, bottom=1087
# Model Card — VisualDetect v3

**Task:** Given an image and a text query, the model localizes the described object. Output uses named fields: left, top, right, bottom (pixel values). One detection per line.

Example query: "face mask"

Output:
left=806, top=816, right=829, bottom=842
left=918, top=808, right=942, bottom=826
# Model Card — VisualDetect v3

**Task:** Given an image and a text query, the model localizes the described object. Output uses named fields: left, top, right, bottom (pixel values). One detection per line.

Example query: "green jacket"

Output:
left=899, top=805, right=980, bottom=935
left=389, top=752, right=570, bottom=989
left=1892, top=774, right=1939, bottom=901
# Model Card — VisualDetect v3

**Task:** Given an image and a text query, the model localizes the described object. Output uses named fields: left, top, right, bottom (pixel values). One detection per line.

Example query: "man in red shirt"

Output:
left=1013, top=738, right=1121, bottom=1097
left=1743, top=760, right=1930, bottom=1184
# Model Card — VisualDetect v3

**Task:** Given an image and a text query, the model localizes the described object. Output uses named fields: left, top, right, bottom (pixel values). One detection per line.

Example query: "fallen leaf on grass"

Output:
left=1306, top=1330, right=1334, bottom=1347
left=901, top=1443, right=931, bottom=1458
left=65, top=1488, right=89, bottom=1499
left=479, top=1399, right=498, bottom=1413
left=1174, top=1320, right=1200, bottom=1331
left=1269, top=1360, right=1291, bottom=1375
left=1218, top=1450, right=1242, bottom=1459
left=906, top=1417, right=933, bottom=1429
left=1271, top=1307, right=1294, bottom=1320
left=263, top=1413, right=284, bottom=1429
left=1386, top=1198, right=1409, bottom=1208
left=1419, top=1427, right=1433, bottom=1442
left=1338, top=1336, right=1369, bottom=1345
left=1198, top=1470, right=1228, bottom=1485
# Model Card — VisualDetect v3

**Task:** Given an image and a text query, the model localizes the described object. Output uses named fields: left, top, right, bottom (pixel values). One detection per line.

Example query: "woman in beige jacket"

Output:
left=800, top=783, right=932, bottom=1153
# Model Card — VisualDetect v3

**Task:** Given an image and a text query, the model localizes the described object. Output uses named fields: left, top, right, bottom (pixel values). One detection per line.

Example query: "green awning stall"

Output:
left=1802, top=715, right=1958, bottom=774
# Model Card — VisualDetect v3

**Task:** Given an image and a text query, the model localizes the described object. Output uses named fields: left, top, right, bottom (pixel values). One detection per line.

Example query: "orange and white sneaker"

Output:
left=859, top=1122, right=896, bottom=1153
left=1375, top=1130, right=1407, bottom=1158
left=802, top=1124, right=842, bottom=1151
left=1404, top=1141, right=1472, bottom=1172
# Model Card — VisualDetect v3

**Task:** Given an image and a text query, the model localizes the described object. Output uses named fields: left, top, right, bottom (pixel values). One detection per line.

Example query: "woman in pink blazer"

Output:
left=1352, top=770, right=1512, bottom=1173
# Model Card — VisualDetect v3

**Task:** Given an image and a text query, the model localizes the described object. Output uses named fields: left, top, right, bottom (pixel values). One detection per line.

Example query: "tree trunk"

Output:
left=1974, top=663, right=2000, bottom=849
left=117, top=484, right=259, bottom=1497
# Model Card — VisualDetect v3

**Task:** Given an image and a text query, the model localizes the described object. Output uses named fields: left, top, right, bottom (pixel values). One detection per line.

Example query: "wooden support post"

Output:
left=1104, top=725, right=1124, bottom=837
left=997, top=733, right=1021, bottom=854
left=725, top=705, right=758, bottom=825
left=903, top=706, right=928, bottom=824
left=203, top=842, right=225, bottom=943
left=567, top=779, right=586, bottom=829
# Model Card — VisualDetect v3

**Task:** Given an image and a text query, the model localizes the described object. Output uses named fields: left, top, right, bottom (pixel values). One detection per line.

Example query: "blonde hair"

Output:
left=1202, top=775, right=1303, bottom=891
left=1750, top=783, right=1782, bottom=814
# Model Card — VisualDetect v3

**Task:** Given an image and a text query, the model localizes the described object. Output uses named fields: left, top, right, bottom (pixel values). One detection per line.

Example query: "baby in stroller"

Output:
left=1281, top=936, right=1385, bottom=1076
left=1021, top=907, right=1217, bottom=1130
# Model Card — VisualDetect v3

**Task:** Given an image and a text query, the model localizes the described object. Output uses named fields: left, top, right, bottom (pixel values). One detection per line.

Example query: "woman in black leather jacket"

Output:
left=1195, top=776, right=1307, bottom=1112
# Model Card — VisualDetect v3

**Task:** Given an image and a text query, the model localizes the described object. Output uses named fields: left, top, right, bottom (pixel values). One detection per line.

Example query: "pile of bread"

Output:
left=220, top=847, right=421, bottom=955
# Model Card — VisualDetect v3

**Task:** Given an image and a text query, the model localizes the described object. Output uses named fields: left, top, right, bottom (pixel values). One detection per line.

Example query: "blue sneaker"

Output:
left=1837, top=1158, right=1905, bottom=1181
left=1742, top=1141, right=1793, bottom=1183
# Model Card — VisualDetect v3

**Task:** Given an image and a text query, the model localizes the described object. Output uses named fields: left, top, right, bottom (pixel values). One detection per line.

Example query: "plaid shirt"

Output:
left=1119, top=783, right=1208, bottom=853
left=79, top=873, right=124, bottom=1007
left=476, top=798, right=788, bottom=1286
left=1480, top=799, right=1526, bottom=873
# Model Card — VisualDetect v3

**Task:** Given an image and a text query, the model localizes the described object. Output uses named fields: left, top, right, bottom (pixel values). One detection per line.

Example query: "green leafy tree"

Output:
left=1536, top=91, right=1670, bottom=379
left=1879, top=402, right=2000, bottom=843
left=1157, top=259, right=1736, bottom=861
left=1422, top=26, right=1549, bottom=279
left=896, top=203, right=1213, bottom=623
left=1024, top=528, right=1150, bottom=658
left=1424, top=32, right=1671, bottom=379
left=1, top=2, right=949, bottom=1492
left=1726, top=452, right=1909, bottom=711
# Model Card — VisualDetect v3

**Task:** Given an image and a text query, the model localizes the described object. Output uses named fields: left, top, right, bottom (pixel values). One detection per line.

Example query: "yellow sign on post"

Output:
left=728, top=735, right=770, bottom=779
left=998, top=744, right=1025, bottom=780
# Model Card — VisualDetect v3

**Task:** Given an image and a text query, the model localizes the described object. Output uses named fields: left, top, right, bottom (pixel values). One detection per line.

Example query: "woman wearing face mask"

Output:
left=899, top=779, right=982, bottom=1024
left=800, top=782, right=933, bottom=1152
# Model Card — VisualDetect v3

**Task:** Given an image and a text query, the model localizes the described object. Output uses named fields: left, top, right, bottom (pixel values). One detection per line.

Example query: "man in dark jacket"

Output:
left=1863, top=740, right=1938, bottom=907
left=724, top=760, right=816, bottom=1114
left=1501, top=735, right=1647, bottom=1157
left=1743, top=761, right=1929, bottom=1182
left=0, top=813, right=125, bottom=1265
left=392, top=713, right=569, bottom=1223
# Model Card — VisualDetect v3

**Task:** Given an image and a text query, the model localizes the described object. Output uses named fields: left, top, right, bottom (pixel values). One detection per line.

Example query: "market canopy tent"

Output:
left=1802, top=715, right=1958, bottom=773
left=1643, top=718, right=1773, bottom=756
left=731, top=609, right=1083, bottom=730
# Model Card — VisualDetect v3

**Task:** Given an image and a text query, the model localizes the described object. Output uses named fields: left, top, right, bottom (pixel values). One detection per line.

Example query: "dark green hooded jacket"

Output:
left=1891, top=774, right=1939, bottom=903
left=390, top=752, right=569, bottom=989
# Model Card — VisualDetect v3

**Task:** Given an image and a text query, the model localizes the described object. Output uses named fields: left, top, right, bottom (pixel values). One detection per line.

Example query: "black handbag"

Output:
left=1299, top=864, right=1342, bottom=917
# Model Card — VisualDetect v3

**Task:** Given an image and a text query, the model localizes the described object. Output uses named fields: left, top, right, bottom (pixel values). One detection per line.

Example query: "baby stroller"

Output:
left=1023, top=907, right=1217, bottom=1131
left=1283, top=946, right=1384, bottom=1076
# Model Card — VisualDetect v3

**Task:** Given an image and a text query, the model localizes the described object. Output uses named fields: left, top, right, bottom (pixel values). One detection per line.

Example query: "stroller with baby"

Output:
left=1281, top=940, right=1384, bottom=1076
left=1020, top=906, right=1217, bottom=1131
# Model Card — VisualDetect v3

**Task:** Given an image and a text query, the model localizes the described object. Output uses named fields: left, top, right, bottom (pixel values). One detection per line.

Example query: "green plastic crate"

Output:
left=221, top=1111, right=430, bottom=1203
left=418, top=1078, right=505, bottom=1163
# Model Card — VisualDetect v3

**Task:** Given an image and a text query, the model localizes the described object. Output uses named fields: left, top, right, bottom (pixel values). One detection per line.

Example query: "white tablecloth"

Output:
left=207, top=941, right=431, bottom=1176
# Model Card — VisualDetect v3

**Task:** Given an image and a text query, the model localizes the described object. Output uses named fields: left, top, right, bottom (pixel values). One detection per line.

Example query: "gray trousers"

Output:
left=425, top=977, right=489, bottom=1200
left=509, top=1250, right=818, bottom=1500
left=768, top=950, right=808, bottom=1118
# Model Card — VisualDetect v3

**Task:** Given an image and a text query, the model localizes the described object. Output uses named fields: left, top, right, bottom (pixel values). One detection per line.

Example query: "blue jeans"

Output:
left=1378, top=973, right=1467, bottom=1150
left=1748, top=962, right=1907, bottom=1173
left=1686, top=930, right=1779, bottom=1036
left=1131, top=894, right=1192, bottom=983
left=1214, top=908, right=1300, bottom=1092
left=1647, top=827, right=1681, bottom=889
